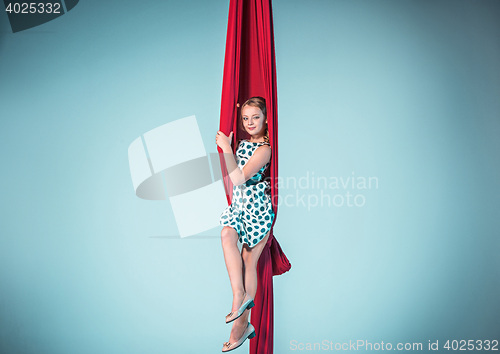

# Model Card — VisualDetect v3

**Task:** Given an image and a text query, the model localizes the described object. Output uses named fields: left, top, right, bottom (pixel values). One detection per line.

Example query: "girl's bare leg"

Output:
left=221, top=226, right=246, bottom=316
left=227, top=230, right=271, bottom=343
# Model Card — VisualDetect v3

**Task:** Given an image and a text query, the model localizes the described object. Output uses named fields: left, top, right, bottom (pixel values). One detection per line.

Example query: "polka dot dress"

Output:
left=219, top=140, right=275, bottom=247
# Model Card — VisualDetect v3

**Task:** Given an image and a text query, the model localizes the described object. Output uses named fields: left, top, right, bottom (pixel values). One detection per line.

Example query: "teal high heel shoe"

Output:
left=225, top=292, right=255, bottom=324
left=222, top=322, right=256, bottom=352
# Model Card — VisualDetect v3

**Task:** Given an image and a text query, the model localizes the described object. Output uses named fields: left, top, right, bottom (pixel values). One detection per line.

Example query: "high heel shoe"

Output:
left=225, top=292, right=254, bottom=324
left=222, top=322, right=256, bottom=352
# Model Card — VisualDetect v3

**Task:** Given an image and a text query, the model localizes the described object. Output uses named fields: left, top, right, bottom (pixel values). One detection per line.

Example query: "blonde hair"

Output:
left=239, top=96, right=270, bottom=144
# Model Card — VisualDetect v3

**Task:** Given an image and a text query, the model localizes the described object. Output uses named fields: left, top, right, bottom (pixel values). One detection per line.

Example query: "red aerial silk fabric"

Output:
left=218, top=0, right=292, bottom=353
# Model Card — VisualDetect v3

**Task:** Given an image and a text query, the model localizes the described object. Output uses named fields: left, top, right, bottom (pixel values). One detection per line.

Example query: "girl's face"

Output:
left=241, top=105, right=267, bottom=138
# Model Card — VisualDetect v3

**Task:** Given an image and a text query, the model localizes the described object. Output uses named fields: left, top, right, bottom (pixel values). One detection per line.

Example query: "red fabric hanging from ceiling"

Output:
left=218, top=0, right=292, bottom=353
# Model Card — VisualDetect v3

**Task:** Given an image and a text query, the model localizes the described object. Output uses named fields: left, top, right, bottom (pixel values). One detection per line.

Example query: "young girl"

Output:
left=215, top=96, right=275, bottom=352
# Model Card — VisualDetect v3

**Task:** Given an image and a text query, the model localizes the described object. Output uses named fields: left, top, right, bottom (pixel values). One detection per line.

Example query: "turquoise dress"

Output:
left=219, top=140, right=275, bottom=247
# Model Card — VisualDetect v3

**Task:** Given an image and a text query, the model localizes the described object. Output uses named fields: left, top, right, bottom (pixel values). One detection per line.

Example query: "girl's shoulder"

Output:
left=236, top=139, right=271, bottom=152
left=255, top=141, right=271, bottom=151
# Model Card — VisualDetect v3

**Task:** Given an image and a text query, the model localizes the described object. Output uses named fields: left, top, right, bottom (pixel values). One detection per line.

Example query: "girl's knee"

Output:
left=241, top=247, right=259, bottom=266
left=242, top=256, right=258, bottom=270
left=241, top=248, right=252, bottom=263
left=221, top=226, right=237, bottom=244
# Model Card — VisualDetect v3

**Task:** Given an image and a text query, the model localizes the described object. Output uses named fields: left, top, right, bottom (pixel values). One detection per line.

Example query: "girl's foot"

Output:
left=227, top=318, right=249, bottom=346
left=226, top=291, right=246, bottom=322
left=222, top=321, right=255, bottom=352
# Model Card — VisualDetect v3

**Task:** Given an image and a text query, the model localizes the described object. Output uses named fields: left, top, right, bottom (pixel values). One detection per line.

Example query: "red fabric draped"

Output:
left=218, top=0, right=292, bottom=353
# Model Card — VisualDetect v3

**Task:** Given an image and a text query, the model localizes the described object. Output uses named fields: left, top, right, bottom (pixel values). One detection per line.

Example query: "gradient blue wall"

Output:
left=1, top=0, right=499, bottom=353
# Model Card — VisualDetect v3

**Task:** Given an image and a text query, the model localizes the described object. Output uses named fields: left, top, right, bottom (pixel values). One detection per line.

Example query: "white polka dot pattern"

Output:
left=219, top=140, right=275, bottom=247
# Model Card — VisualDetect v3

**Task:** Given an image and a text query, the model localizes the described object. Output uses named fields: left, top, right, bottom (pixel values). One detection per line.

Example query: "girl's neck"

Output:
left=248, top=134, right=265, bottom=143
left=248, top=138, right=265, bottom=143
